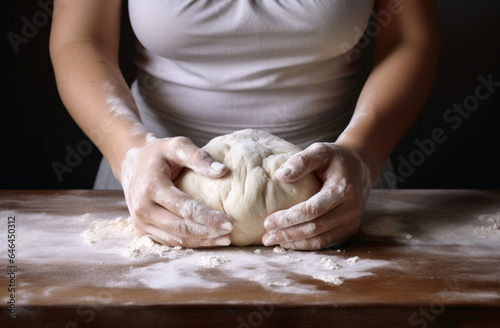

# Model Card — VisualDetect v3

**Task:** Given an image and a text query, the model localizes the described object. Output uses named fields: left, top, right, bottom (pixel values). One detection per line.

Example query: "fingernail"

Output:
left=210, top=161, right=226, bottom=173
left=216, top=237, right=231, bottom=246
left=220, top=221, right=233, bottom=231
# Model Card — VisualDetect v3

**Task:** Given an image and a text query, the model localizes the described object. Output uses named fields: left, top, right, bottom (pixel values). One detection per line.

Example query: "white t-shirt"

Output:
left=129, top=0, right=374, bottom=147
left=95, top=0, right=379, bottom=189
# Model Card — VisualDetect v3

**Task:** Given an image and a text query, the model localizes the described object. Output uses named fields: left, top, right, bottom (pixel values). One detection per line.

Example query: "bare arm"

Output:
left=49, top=0, right=233, bottom=247
left=49, top=0, right=147, bottom=180
left=264, top=0, right=440, bottom=250
left=336, top=0, right=440, bottom=180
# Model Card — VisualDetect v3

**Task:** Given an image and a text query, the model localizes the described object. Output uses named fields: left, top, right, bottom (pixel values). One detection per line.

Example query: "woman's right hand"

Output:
left=119, top=135, right=234, bottom=247
left=50, top=1, right=233, bottom=246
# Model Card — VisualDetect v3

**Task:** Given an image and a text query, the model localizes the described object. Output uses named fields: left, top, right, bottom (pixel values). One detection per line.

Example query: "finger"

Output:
left=134, top=203, right=231, bottom=238
left=150, top=178, right=233, bottom=231
left=280, top=222, right=358, bottom=251
left=264, top=181, right=348, bottom=230
left=262, top=202, right=355, bottom=246
left=166, top=137, right=227, bottom=178
left=142, top=224, right=232, bottom=248
left=275, top=143, right=330, bottom=182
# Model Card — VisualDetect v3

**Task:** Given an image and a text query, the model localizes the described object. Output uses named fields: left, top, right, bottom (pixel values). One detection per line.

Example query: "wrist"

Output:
left=97, top=122, right=154, bottom=182
left=334, top=134, right=383, bottom=184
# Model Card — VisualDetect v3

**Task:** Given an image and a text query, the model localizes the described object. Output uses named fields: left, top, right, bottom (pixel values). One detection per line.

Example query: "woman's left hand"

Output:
left=262, top=142, right=372, bottom=250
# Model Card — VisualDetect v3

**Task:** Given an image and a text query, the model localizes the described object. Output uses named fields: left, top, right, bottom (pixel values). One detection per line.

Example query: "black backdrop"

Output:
left=2, top=1, right=499, bottom=189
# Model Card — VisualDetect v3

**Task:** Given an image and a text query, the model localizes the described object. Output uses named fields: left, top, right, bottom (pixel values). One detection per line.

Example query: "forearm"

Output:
left=51, top=42, right=149, bottom=181
left=337, top=38, right=439, bottom=181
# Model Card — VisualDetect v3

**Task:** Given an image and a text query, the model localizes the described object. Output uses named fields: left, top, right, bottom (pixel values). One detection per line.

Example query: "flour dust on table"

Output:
left=3, top=189, right=499, bottom=308
left=358, top=192, right=500, bottom=258
left=79, top=216, right=388, bottom=292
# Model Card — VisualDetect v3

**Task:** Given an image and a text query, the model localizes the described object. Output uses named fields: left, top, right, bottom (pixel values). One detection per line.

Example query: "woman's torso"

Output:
left=128, top=0, right=375, bottom=148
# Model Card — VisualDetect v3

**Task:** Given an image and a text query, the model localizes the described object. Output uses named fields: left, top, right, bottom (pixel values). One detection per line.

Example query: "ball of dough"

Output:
left=174, top=129, right=322, bottom=246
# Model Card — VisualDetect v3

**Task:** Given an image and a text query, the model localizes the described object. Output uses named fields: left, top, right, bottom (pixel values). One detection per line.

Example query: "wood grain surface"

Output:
left=1, top=189, right=499, bottom=327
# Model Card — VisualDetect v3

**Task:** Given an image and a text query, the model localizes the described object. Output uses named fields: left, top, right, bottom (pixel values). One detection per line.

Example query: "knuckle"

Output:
left=168, top=136, right=190, bottom=149
left=277, top=229, right=293, bottom=242
left=295, top=153, right=311, bottom=169
left=173, top=238, right=186, bottom=247
left=175, top=220, right=192, bottom=236
left=193, top=149, right=212, bottom=163
left=301, top=222, right=320, bottom=238
left=303, top=202, right=321, bottom=219
left=310, top=142, right=326, bottom=152
left=131, top=205, right=148, bottom=221
left=315, top=238, right=338, bottom=250
left=310, top=142, right=331, bottom=155
left=294, top=238, right=323, bottom=250
left=131, top=216, right=146, bottom=233
left=311, top=222, right=322, bottom=236
left=143, top=177, right=159, bottom=196
left=313, top=238, right=328, bottom=250
left=161, top=232, right=186, bottom=247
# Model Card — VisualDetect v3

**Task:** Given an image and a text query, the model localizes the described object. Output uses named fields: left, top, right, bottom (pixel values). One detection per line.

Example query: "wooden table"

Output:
left=1, top=190, right=499, bottom=327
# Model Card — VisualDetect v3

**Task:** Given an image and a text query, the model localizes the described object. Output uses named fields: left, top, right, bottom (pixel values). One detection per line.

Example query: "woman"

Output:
left=49, top=0, right=439, bottom=250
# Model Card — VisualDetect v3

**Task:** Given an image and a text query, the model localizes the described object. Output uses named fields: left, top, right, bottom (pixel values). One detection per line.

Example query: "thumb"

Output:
left=168, top=137, right=228, bottom=178
left=191, top=156, right=227, bottom=178
left=275, top=143, right=328, bottom=182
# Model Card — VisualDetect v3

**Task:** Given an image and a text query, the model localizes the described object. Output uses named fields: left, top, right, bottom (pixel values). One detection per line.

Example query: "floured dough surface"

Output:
left=174, top=129, right=322, bottom=246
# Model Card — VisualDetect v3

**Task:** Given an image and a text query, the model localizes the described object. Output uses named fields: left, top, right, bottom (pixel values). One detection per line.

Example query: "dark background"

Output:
left=2, top=1, right=500, bottom=189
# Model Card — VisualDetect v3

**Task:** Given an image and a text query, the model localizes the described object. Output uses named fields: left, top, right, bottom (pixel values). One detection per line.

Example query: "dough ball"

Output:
left=174, top=129, right=322, bottom=246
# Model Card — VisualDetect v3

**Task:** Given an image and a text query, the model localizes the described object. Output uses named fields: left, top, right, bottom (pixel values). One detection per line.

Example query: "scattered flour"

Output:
left=320, top=258, right=342, bottom=270
left=313, top=274, right=343, bottom=286
left=477, top=214, right=500, bottom=224
left=6, top=190, right=500, bottom=305
left=360, top=193, right=500, bottom=249
left=82, top=217, right=133, bottom=243
left=347, top=256, right=360, bottom=264
left=267, top=281, right=291, bottom=287
left=79, top=217, right=389, bottom=292
left=361, top=217, right=414, bottom=240
left=198, top=255, right=229, bottom=268
left=126, top=236, right=180, bottom=258
left=82, top=217, right=184, bottom=258
left=471, top=213, right=500, bottom=238
left=315, top=256, right=366, bottom=285
left=273, top=246, right=287, bottom=254
left=474, top=224, right=500, bottom=238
